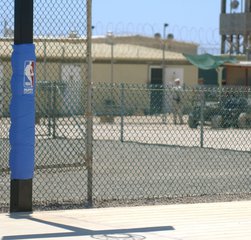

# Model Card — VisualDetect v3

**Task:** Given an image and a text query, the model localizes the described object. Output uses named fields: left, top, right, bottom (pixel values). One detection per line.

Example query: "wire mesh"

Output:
left=33, top=0, right=89, bottom=207
left=1, top=83, right=251, bottom=209
left=91, top=84, right=251, bottom=201
left=1, top=0, right=251, bottom=212
left=0, top=0, right=89, bottom=210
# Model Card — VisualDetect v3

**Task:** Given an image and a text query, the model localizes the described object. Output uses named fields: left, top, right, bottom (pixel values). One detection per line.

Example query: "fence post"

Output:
left=200, top=89, right=205, bottom=148
left=0, top=65, right=3, bottom=117
left=120, top=83, right=125, bottom=142
left=86, top=0, right=93, bottom=207
left=52, top=82, right=57, bottom=139
left=48, top=82, right=52, bottom=136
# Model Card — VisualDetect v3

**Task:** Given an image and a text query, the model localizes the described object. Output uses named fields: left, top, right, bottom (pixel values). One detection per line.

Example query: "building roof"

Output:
left=92, top=43, right=186, bottom=62
left=224, top=61, right=251, bottom=68
left=0, top=37, right=188, bottom=63
left=93, top=34, right=198, bottom=55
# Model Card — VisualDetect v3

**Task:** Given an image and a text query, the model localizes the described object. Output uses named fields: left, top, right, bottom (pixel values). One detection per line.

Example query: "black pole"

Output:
left=14, top=0, right=33, bottom=44
left=10, top=0, right=34, bottom=213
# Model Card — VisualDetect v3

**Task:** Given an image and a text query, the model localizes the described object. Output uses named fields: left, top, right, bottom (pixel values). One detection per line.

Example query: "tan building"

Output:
left=224, top=61, right=251, bottom=86
left=0, top=37, right=198, bottom=116
left=0, top=37, right=198, bottom=85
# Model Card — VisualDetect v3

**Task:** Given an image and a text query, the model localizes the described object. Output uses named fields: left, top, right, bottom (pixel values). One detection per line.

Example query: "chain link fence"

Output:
left=0, top=0, right=90, bottom=211
left=2, top=83, right=251, bottom=211
left=1, top=1, right=251, bottom=212
left=90, top=83, right=251, bottom=201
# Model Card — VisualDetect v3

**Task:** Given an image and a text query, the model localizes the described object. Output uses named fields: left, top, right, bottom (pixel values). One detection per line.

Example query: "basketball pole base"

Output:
left=10, top=179, right=33, bottom=212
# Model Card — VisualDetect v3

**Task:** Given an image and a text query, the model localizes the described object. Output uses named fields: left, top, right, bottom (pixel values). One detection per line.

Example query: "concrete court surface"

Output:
left=1, top=201, right=251, bottom=240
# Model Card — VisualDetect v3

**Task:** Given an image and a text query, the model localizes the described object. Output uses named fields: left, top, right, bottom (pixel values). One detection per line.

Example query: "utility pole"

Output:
left=162, top=23, right=168, bottom=84
left=10, top=0, right=35, bottom=212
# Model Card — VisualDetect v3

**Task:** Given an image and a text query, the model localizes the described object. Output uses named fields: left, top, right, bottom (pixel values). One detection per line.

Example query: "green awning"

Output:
left=183, top=53, right=237, bottom=70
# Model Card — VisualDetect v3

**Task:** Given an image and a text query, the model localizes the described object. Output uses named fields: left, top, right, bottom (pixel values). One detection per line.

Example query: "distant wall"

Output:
left=226, top=67, right=251, bottom=86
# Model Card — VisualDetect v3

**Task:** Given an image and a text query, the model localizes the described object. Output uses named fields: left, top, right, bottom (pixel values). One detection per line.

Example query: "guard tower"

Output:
left=220, top=0, right=251, bottom=56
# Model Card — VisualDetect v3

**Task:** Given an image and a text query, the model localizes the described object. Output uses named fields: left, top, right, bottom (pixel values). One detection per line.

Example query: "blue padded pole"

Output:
left=9, top=44, right=36, bottom=180
left=10, top=0, right=35, bottom=213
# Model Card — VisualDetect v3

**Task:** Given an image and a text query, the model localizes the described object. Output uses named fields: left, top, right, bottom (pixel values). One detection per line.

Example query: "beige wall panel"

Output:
left=162, top=65, right=198, bottom=86
left=226, top=67, right=251, bottom=86
left=183, top=65, right=198, bottom=86
left=36, top=62, right=61, bottom=82
left=93, top=63, right=148, bottom=84
left=113, top=64, right=148, bottom=84
left=1, top=61, right=11, bottom=115
left=93, top=63, right=197, bottom=86
left=2, top=61, right=11, bottom=81
left=92, top=64, right=110, bottom=83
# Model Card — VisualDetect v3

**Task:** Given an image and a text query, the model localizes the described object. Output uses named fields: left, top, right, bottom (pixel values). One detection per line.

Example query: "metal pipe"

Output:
left=200, top=91, right=205, bottom=148
left=221, top=0, right=226, bottom=14
left=86, top=0, right=93, bottom=207
left=162, top=23, right=168, bottom=123
left=245, top=0, right=251, bottom=12
left=120, top=83, right=125, bottom=142
left=162, top=23, right=168, bottom=82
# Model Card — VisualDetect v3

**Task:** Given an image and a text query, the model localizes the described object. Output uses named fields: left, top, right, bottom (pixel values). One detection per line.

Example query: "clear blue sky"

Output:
left=0, top=0, right=221, bottom=52
left=92, top=0, right=221, bottom=51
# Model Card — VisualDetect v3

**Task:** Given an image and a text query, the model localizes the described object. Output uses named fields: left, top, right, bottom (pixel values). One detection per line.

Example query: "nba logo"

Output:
left=24, top=60, right=35, bottom=94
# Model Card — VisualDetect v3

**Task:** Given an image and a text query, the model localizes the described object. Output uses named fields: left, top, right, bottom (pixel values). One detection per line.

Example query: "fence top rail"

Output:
left=92, top=82, right=251, bottom=92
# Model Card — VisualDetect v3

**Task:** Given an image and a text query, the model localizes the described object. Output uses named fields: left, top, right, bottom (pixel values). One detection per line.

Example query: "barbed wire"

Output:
left=92, top=21, right=221, bottom=47
left=1, top=15, right=221, bottom=54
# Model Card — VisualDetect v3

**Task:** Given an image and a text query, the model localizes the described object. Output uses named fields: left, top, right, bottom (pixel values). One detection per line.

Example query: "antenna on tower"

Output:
left=3, top=19, right=14, bottom=37
left=3, top=19, right=7, bottom=36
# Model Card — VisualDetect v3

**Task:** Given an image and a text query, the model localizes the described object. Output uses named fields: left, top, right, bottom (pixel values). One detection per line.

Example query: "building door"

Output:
left=164, top=67, right=184, bottom=86
left=150, top=67, right=163, bottom=114
left=61, top=64, right=82, bottom=115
